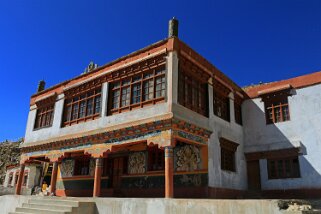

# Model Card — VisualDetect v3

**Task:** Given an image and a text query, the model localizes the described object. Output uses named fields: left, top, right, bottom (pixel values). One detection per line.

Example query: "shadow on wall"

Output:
left=243, top=89, right=321, bottom=199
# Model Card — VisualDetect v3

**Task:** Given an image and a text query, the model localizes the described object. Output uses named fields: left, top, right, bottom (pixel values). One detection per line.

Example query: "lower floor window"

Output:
left=148, top=146, right=164, bottom=171
left=267, top=157, right=300, bottom=179
left=221, top=148, right=236, bottom=172
left=220, top=138, right=239, bottom=172
left=74, top=157, right=90, bottom=176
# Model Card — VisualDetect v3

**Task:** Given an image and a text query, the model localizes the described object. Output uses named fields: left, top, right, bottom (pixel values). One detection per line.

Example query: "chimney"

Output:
left=37, top=80, right=46, bottom=92
left=168, top=17, right=179, bottom=38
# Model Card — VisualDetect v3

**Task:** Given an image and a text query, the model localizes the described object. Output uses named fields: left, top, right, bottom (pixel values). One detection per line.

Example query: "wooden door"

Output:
left=112, top=157, right=123, bottom=189
left=247, top=160, right=261, bottom=190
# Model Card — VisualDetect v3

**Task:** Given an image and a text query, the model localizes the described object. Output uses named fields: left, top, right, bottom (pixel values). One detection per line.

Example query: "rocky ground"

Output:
left=0, top=139, right=21, bottom=185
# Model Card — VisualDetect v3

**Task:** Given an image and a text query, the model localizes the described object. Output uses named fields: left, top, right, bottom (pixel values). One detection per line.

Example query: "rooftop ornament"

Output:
left=83, top=61, right=98, bottom=74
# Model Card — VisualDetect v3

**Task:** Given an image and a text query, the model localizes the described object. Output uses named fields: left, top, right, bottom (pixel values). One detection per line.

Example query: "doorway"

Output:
left=247, top=160, right=261, bottom=190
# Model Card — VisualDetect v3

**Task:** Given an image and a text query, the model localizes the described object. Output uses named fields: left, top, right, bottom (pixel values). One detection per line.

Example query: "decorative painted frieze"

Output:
left=128, top=152, right=146, bottom=174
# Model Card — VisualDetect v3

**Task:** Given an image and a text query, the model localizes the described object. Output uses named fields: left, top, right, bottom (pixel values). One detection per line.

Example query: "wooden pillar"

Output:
left=165, top=146, right=174, bottom=198
left=15, top=164, right=25, bottom=195
left=50, top=161, right=58, bottom=195
left=93, top=158, right=103, bottom=197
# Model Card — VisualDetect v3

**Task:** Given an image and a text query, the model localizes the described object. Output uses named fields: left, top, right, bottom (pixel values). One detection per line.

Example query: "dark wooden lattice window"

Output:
left=63, top=86, right=101, bottom=126
left=234, top=95, right=243, bottom=125
left=220, top=138, right=239, bottom=172
left=178, top=65, right=208, bottom=117
left=34, top=94, right=57, bottom=129
left=148, top=145, right=164, bottom=171
left=267, top=157, right=300, bottom=179
left=263, top=91, right=290, bottom=124
left=34, top=105, right=54, bottom=129
left=213, top=80, right=230, bottom=122
left=74, top=156, right=91, bottom=176
left=108, top=65, right=166, bottom=115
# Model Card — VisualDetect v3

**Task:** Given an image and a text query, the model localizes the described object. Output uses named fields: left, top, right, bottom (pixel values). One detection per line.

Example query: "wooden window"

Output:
left=34, top=104, right=54, bottom=129
left=178, top=68, right=208, bottom=117
left=267, top=157, right=300, bottom=179
left=220, top=138, right=239, bottom=172
left=148, top=145, right=164, bottom=171
left=63, top=87, right=101, bottom=126
left=264, top=93, right=290, bottom=124
left=213, top=81, right=230, bottom=121
left=74, top=156, right=91, bottom=176
left=108, top=65, right=166, bottom=115
left=234, top=95, right=243, bottom=125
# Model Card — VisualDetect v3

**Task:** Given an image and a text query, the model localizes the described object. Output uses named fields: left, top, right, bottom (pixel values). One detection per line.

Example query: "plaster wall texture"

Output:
left=4, top=166, right=30, bottom=187
left=172, top=85, right=247, bottom=190
left=243, top=83, right=321, bottom=189
left=0, top=195, right=285, bottom=214
left=3, top=165, right=40, bottom=189
left=94, top=198, right=282, bottom=214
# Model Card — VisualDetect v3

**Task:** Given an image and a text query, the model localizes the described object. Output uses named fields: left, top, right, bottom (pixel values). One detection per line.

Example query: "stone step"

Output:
left=15, top=207, right=71, bottom=214
left=22, top=203, right=73, bottom=212
left=28, top=198, right=79, bottom=207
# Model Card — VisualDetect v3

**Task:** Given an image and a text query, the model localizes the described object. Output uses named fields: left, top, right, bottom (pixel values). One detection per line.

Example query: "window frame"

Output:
left=73, top=156, right=91, bottom=176
left=34, top=104, right=55, bottom=130
left=62, top=86, right=102, bottom=127
left=263, top=91, right=291, bottom=124
left=147, top=145, right=165, bottom=171
left=234, top=95, right=243, bottom=125
left=220, top=138, right=239, bottom=172
left=108, top=64, right=166, bottom=115
left=267, top=156, right=300, bottom=179
left=213, top=81, right=231, bottom=122
left=178, top=65, right=209, bottom=117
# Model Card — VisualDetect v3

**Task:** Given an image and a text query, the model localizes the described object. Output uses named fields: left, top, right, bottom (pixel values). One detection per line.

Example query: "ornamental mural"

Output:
left=60, top=159, right=74, bottom=177
left=128, top=152, right=146, bottom=174
left=175, top=144, right=201, bottom=171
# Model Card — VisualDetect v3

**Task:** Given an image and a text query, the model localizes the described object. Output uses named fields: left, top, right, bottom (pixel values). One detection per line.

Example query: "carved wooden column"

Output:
left=15, top=164, right=25, bottom=195
left=93, top=158, right=103, bottom=197
left=50, top=161, right=58, bottom=195
left=165, top=146, right=174, bottom=198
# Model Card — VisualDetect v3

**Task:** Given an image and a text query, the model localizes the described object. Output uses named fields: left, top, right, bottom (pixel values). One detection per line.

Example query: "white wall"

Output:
left=172, top=84, right=247, bottom=191
left=243, top=83, right=321, bottom=189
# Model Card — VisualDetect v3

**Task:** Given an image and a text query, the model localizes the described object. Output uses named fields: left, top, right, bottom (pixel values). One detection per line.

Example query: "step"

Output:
left=16, top=207, right=71, bottom=214
left=28, top=198, right=79, bottom=207
left=22, top=203, right=73, bottom=212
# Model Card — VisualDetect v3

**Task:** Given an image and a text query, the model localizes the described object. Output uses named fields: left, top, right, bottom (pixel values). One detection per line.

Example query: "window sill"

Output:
left=33, top=125, right=53, bottom=131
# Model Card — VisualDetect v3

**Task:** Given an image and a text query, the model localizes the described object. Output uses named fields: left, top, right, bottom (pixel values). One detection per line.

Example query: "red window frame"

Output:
left=108, top=65, right=166, bottom=115
left=34, top=104, right=55, bottom=129
left=234, top=95, right=243, bottom=125
left=263, top=91, right=291, bottom=124
left=63, top=86, right=102, bottom=127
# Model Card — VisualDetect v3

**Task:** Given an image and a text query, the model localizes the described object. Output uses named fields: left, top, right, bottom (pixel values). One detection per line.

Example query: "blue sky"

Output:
left=0, top=0, right=320, bottom=141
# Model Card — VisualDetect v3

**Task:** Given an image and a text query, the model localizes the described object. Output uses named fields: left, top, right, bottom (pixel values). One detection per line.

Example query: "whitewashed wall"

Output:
left=243, top=83, right=321, bottom=189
